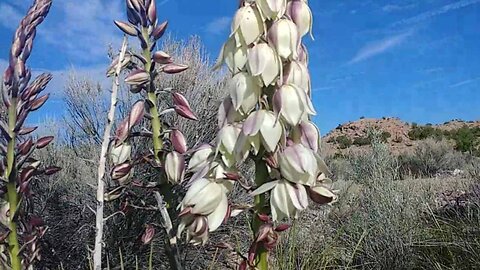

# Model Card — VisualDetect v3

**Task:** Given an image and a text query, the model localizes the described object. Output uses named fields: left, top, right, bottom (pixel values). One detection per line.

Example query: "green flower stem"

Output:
left=5, top=97, right=21, bottom=270
left=253, top=158, right=269, bottom=270
left=141, top=27, right=183, bottom=270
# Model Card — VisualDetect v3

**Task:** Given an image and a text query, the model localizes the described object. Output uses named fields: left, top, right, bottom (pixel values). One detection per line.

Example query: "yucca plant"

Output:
left=0, top=0, right=60, bottom=269
left=179, top=0, right=336, bottom=269
left=94, top=0, right=197, bottom=269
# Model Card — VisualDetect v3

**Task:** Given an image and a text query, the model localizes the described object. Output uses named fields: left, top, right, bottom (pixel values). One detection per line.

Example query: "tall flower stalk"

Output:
left=92, top=36, right=128, bottom=270
left=109, top=0, right=195, bottom=269
left=180, top=0, right=336, bottom=269
left=0, top=0, right=59, bottom=269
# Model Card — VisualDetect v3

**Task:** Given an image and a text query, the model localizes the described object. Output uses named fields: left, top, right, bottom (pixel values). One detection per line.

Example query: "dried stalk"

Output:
left=93, top=36, right=128, bottom=270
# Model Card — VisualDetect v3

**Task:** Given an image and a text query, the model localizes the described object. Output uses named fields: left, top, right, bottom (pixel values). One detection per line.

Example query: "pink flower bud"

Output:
left=172, top=93, right=197, bottom=120
left=125, top=69, right=150, bottom=85
left=163, top=63, right=189, bottom=74
left=152, top=21, right=168, bottom=40
left=114, top=20, right=138, bottom=36
left=170, top=129, right=187, bottom=154
left=153, top=50, right=172, bottom=64
left=141, top=225, right=155, bottom=245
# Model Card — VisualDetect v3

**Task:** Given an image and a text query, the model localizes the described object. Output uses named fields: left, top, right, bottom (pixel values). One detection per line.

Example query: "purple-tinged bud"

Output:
left=125, top=69, right=150, bottom=85
left=274, top=223, right=290, bottom=232
left=29, top=93, right=49, bottom=111
left=18, top=138, right=33, bottom=155
left=20, top=167, right=36, bottom=183
left=18, top=126, right=38, bottom=136
left=128, top=100, right=145, bottom=127
left=163, top=63, right=189, bottom=74
left=152, top=21, right=168, bottom=40
left=153, top=50, right=172, bottom=64
left=3, top=66, right=14, bottom=86
left=165, top=151, right=185, bottom=183
left=147, top=0, right=156, bottom=24
left=36, top=136, right=54, bottom=149
left=172, top=93, right=197, bottom=120
left=141, top=225, right=155, bottom=245
left=44, top=166, right=61, bottom=176
left=114, top=20, right=138, bottom=36
left=127, top=7, right=140, bottom=25
left=171, top=129, right=187, bottom=154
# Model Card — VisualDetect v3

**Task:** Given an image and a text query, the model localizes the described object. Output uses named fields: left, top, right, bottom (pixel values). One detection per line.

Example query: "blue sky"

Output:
left=0, top=0, right=479, bottom=133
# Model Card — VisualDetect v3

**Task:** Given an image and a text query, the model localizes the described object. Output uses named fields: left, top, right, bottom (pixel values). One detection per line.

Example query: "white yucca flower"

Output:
left=286, top=0, right=313, bottom=38
left=256, top=0, right=286, bottom=19
left=248, top=42, right=281, bottom=86
left=177, top=178, right=229, bottom=245
left=283, top=61, right=311, bottom=95
left=273, top=84, right=316, bottom=126
left=267, top=18, right=300, bottom=59
left=239, top=110, right=284, bottom=153
left=278, top=143, right=318, bottom=186
left=214, top=36, right=247, bottom=73
left=188, top=144, right=214, bottom=172
left=229, top=72, right=261, bottom=113
left=217, top=124, right=243, bottom=167
left=231, top=5, right=265, bottom=45
left=251, top=179, right=308, bottom=221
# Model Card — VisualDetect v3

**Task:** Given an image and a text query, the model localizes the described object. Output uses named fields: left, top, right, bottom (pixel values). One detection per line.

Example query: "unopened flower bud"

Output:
left=114, top=20, right=138, bottom=36
left=125, top=69, right=150, bottom=85
left=110, top=143, right=132, bottom=165
left=165, top=151, right=185, bottom=183
left=170, top=129, right=187, bottom=154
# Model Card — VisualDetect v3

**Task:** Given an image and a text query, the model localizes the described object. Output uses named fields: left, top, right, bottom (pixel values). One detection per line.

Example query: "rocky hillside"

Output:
left=324, top=117, right=480, bottom=154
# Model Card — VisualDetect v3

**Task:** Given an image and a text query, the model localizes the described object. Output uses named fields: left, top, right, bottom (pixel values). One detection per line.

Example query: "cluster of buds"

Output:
left=108, top=0, right=197, bottom=192
left=0, top=0, right=60, bottom=269
left=179, top=0, right=336, bottom=259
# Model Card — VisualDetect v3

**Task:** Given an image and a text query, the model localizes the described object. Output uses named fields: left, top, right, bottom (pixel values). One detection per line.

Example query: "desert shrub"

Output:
left=336, top=135, right=352, bottom=149
left=398, top=139, right=468, bottom=178
left=408, top=125, right=444, bottom=140
left=352, top=136, right=370, bottom=146
left=330, top=130, right=400, bottom=184
left=449, top=126, right=480, bottom=155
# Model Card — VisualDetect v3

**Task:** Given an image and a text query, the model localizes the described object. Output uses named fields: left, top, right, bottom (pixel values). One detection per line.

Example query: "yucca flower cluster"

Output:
left=179, top=0, right=336, bottom=267
left=102, top=0, right=197, bottom=269
left=0, top=0, right=59, bottom=269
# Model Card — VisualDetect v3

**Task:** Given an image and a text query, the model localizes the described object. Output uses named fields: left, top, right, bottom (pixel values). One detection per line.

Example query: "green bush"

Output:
left=336, top=135, right=353, bottom=149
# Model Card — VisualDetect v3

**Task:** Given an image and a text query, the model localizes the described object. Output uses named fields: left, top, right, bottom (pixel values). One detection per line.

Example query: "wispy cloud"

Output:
left=0, top=3, right=22, bottom=30
left=382, top=3, right=416, bottom=12
left=449, top=77, right=480, bottom=88
left=348, top=31, right=413, bottom=64
left=205, top=16, right=230, bottom=35
left=38, top=0, right=123, bottom=64
left=392, top=0, right=480, bottom=27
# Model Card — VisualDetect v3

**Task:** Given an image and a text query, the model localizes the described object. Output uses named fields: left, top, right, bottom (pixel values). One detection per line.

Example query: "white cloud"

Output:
left=205, top=16, right=231, bottom=35
left=449, top=77, right=480, bottom=88
left=392, top=0, right=480, bottom=27
left=382, top=3, right=416, bottom=12
left=348, top=31, right=413, bottom=64
left=0, top=3, right=22, bottom=30
left=38, top=0, right=123, bottom=65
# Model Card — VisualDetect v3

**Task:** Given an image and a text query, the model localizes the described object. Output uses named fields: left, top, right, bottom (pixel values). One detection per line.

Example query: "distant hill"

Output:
left=323, top=117, right=480, bottom=155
